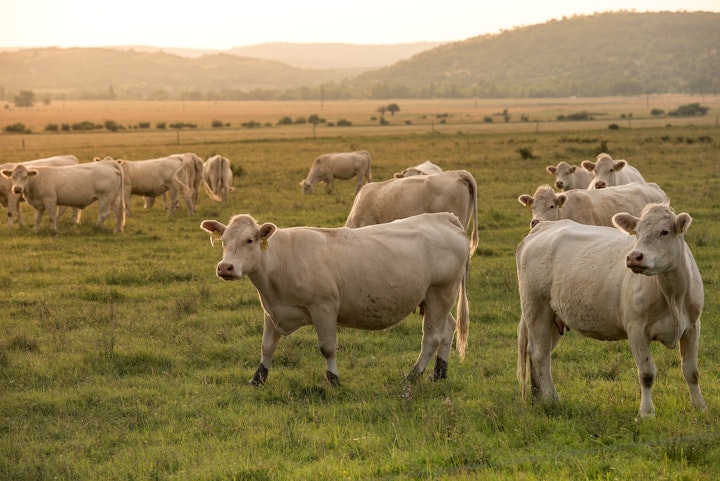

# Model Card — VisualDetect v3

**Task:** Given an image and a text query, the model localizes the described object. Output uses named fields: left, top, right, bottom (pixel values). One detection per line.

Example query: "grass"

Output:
left=0, top=98, right=719, bottom=480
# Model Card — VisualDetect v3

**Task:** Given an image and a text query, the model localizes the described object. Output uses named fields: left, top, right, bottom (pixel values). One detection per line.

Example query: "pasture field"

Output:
left=0, top=98, right=719, bottom=480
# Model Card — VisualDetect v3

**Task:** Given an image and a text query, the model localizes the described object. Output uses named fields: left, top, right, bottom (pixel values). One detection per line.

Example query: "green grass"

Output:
left=0, top=118, right=719, bottom=480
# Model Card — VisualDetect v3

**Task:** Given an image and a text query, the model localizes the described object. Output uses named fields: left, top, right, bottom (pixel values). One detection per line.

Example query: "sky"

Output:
left=1, top=0, right=718, bottom=49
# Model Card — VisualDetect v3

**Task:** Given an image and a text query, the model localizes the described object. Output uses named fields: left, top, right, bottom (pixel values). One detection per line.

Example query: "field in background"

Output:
left=0, top=98, right=719, bottom=480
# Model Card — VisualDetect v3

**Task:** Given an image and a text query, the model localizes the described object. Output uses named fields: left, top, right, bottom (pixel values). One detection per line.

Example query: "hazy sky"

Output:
left=2, top=0, right=718, bottom=49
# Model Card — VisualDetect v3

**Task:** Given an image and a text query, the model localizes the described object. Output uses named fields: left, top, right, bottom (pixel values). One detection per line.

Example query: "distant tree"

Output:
left=376, top=106, right=387, bottom=116
left=14, top=90, right=35, bottom=107
left=387, top=103, right=400, bottom=115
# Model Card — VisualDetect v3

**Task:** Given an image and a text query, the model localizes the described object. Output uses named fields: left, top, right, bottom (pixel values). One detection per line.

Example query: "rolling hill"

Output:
left=0, top=11, right=717, bottom=100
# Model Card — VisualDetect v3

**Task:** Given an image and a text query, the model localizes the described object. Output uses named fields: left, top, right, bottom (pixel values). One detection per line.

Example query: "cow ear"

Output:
left=546, top=165, right=556, bottom=174
left=675, top=213, right=692, bottom=235
left=518, top=195, right=534, bottom=207
left=200, top=220, right=226, bottom=246
left=581, top=160, right=595, bottom=172
left=556, top=194, right=568, bottom=208
left=259, top=223, right=277, bottom=240
left=1, top=169, right=12, bottom=178
left=612, top=213, right=639, bottom=235
left=569, top=165, right=577, bottom=173
left=27, top=169, right=39, bottom=177
left=614, top=160, right=627, bottom=171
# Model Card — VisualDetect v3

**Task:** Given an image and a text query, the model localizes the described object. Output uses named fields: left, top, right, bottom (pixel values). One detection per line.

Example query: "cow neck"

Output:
left=654, top=243, right=698, bottom=347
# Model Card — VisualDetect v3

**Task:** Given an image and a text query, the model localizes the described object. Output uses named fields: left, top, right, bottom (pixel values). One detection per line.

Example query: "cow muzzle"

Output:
left=216, top=262, right=241, bottom=280
left=12, top=186, right=22, bottom=195
left=626, top=251, right=649, bottom=274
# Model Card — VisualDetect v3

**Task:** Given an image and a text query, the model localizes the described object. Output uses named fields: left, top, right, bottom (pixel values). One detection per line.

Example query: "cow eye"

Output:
left=245, top=238, right=253, bottom=244
left=660, top=230, right=669, bottom=236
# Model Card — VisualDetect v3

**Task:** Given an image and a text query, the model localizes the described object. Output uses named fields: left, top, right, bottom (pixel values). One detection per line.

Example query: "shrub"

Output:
left=669, top=103, right=709, bottom=117
left=104, top=120, right=119, bottom=132
left=517, top=147, right=537, bottom=159
left=277, top=116, right=293, bottom=125
left=156, top=122, right=166, bottom=129
left=211, top=120, right=224, bottom=128
left=337, top=119, right=352, bottom=127
left=651, top=108, right=665, bottom=116
left=72, top=121, right=98, bottom=131
left=45, top=124, right=59, bottom=132
left=4, top=122, right=30, bottom=133
left=608, top=123, right=620, bottom=130
left=294, top=117, right=306, bottom=124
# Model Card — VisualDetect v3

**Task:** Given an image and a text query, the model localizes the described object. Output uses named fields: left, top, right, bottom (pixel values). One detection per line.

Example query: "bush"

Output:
left=72, top=121, right=99, bottom=131
left=156, top=122, right=166, bottom=129
left=104, top=120, right=119, bottom=132
left=45, top=124, right=59, bottom=132
left=651, top=108, right=665, bottom=116
left=337, top=119, right=353, bottom=127
left=294, top=117, right=306, bottom=124
left=669, top=103, right=709, bottom=117
left=277, top=116, right=293, bottom=125
left=211, top=120, right=224, bottom=128
left=517, top=147, right=537, bottom=159
left=4, top=122, right=30, bottom=133
left=608, top=123, right=620, bottom=130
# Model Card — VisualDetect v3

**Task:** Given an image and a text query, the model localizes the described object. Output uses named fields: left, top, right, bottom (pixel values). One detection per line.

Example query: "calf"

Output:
left=545, top=161, right=592, bottom=191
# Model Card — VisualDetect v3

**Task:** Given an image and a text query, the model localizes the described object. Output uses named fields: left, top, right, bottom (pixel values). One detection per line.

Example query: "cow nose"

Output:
left=555, top=181, right=564, bottom=189
left=217, top=262, right=234, bottom=277
left=12, top=187, right=22, bottom=194
left=595, top=181, right=606, bottom=189
left=627, top=252, right=643, bottom=265
left=530, top=219, right=540, bottom=228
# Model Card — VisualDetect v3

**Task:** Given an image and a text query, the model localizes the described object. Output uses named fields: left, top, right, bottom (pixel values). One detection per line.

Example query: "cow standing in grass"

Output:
left=201, top=212, right=469, bottom=387
left=300, top=150, right=371, bottom=195
left=582, top=153, right=645, bottom=189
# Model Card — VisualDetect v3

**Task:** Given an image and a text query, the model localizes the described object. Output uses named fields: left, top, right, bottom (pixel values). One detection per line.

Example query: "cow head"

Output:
left=613, top=203, right=691, bottom=276
left=201, top=215, right=278, bottom=280
left=583, top=154, right=626, bottom=189
left=299, top=180, right=313, bottom=194
left=518, top=186, right=567, bottom=228
left=546, top=161, right=576, bottom=190
left=1, top=164, right=38, bottom=196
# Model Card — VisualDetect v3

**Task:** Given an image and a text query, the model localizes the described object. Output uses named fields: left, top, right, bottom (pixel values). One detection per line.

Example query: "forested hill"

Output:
left=354, top=11, right=720, bottom=98
left=0, top=11, right=717, bottom=100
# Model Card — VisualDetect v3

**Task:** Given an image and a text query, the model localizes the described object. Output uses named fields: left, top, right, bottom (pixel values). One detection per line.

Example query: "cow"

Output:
left=581, top=153, right=645, bottom=189
left=345, top=170, right=479, bottom=255
left=545, top=161, right=592, bottom=191
left=144, top=152, right=204, bottom=212
left=516, top=203, right=707, bottom=419
left=300, top=150, right=371, bottom=195
left=518, top=182, right=668, bottom=229
left=1, top=160, right=125, bottom=233
left=202, top=154, right=234, bottom=202
left=200, top=212, right=470, bottom=387
left=393, top=160, right=443, bottom=178
left=0, top=155, right=79, bottom=227
left=95, top=156, right=194, bottom=216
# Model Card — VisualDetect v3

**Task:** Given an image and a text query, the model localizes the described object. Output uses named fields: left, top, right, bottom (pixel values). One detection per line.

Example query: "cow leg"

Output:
left=33, top=207, right=45, bottom=232
left=313, top=316, right=340, bottom=386
left=326, top=175, right=335, bottom=195
left=96, top=198, right=111, bottom=228
left=111, top=191, right=125, bottom=233
left=249, top=313, right=282, bottom=386
left=524, top=303, right=560, bottom=404
left=167, top=187, right=179, bottom=216
left=8, top=196, right=20, bottom=227
left=408, top=293, right=453, bottom=382
left=678, top=324, right=707, bottom=411
left=429, top=312, right=457, bottom=381
left=627, top=331, right=657, bottom=419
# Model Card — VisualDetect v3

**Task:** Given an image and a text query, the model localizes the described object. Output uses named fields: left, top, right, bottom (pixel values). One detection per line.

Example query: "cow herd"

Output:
left=0, top=153, right=234, bottom=232
left=2, top=147, right=706, bottom=419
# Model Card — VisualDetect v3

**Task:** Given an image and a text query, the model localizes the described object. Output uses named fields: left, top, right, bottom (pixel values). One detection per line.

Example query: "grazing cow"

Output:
left=582, top=153, right=645, bottom=189
left=201, top=212, right=470, bottom=386
left=300, top=150, right=372, bottom=195
left=516, top=203, right=706, bottom=418
left=346, top=170, right=479, bottom=255
left=202, top=154, right=234, bottom=202
left=145, top=152, right=205, bottom=212
left=0, top=155, right=79, bottom=227
left=545, top=161, right=592, bottom=191
left=96, top=156, right=194, bottom=216
left=1, top=160, right=125, bottom=233
left=518, top=182, right=668, bottom=228
left=394, top=160, right=443, bottom=178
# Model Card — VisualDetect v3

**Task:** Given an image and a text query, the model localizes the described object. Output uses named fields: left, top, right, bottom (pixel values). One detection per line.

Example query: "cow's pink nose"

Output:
left=627, top=252, right=643, bottom=265
left=217, top=262, right=234, bottom=277
left=594, top=182, right=606, bottom=189
left=555, top=181, right=564, bottom=189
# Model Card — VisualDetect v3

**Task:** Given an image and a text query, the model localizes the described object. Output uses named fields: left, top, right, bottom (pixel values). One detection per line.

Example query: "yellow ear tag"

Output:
left=628, top=228, right=636, bottom=236
left=260, top=237, right=269, bottom=250
left=210, top=231, right=222, bottom=245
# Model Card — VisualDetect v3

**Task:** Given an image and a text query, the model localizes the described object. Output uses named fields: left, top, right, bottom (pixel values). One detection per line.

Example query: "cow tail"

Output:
left=202, top=177, right=222, bottom=202
left=517, top=317, right=529, bottom=402
left=455, top=260, right=469, bottom=361
left=460, top=170, right=479, bottom=256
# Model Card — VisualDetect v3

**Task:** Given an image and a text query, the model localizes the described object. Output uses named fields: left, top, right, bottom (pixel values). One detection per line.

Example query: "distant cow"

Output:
left=545, top=161, right=592, bottom=191
left=518, top=182, right=668, bottom=228
left=1, top=160, right=125, bottom=233
left=394, top=160, right=443, bottom=178
left=516, top=203, right=707, bottom=418
left=346, top=170, right=479, bottom=255
left=96, top=156, right=194, bottom=216
left=0, top=155, right=79, bottom=227
left=202, top=155, right=234, bottom=202
left=582, top=153, right=645, bottom=189
left=201, top=212, right=469, bottom=386
left=300, top=150, right=372, bottom=195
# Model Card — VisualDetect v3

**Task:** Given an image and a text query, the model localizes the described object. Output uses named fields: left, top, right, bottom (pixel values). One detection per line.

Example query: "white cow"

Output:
left=96, top=156, right=194, bottom=216
left=394, top=160, right=443, bottom=178
left=1, top=160, right=125, bottom=233
left=0, top=155, right=79, bottom=227
left=518, top=182, right=668, bottom=228
left=202, top=154, right=234, bottom=202
left=516, top=203, right=706, bottom=418
left=346, top=170, right=479, bottom=255
left=582, top=153, right=645, bottom=189
left=300, top=150, right=372, bottom=195
left=545, top=161, right=592, bottom=191
left=145, top=152, right=204, bottom=212
left=201, top=212, right=470, bottom=386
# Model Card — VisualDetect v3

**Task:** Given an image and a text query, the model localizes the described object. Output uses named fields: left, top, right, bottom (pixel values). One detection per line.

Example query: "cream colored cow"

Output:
left=582, top=153, right=645, bottom=189
left=300, top=150, right=371, bottom=195
left=393, top=160, right=443, bottom=178
left=202, top=155, right=234, bottom=202
left=545, top=161, right=592, bottom=191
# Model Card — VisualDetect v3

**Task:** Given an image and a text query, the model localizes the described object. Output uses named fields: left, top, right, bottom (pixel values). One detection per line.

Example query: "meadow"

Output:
left=0, top=97, right=719, bottom=480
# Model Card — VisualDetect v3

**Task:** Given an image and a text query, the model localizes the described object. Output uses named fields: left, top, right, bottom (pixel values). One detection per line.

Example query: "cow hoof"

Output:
left=247, top=364, right=268, bottom=386
left=325, top=371, right=340, bottom=387
left=404, top=368, right=423, bottom=383
left=429, top=358, right=448, bottom=381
